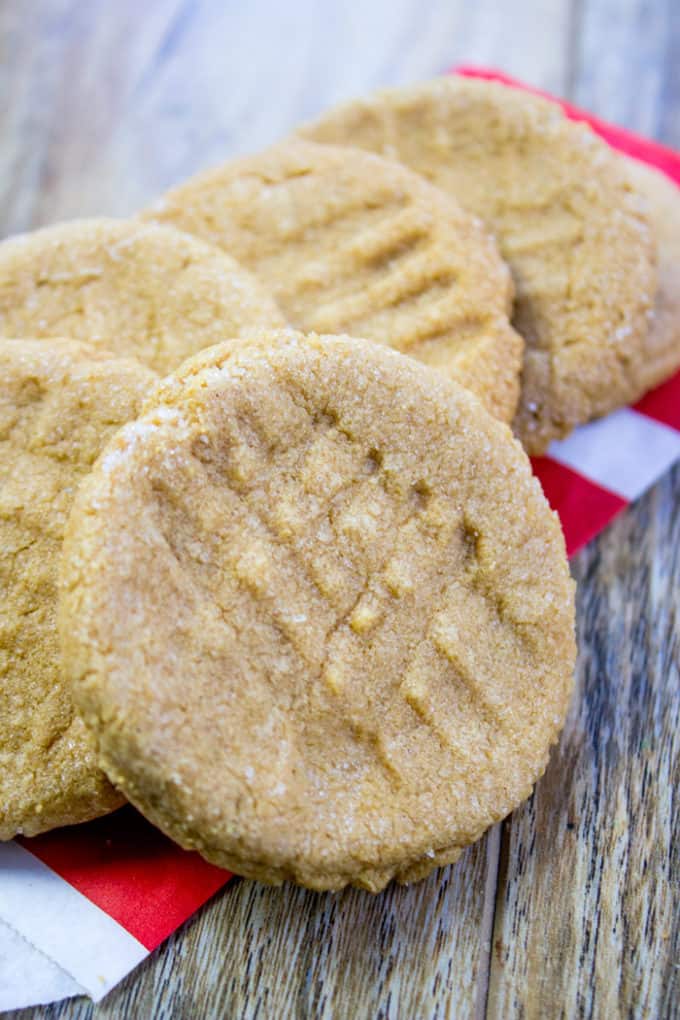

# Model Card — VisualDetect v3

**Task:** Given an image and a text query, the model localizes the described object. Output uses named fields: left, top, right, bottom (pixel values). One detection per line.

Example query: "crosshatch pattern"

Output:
left=59, top=339, right=573, bottom=896
left=146, top=142, right=523, bottom=421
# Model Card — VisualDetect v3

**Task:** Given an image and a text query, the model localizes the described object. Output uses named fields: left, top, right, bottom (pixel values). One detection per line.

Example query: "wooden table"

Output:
left=2, top=1, right=678, bottom=1017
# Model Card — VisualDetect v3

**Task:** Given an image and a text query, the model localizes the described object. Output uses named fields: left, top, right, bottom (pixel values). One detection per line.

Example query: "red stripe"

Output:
left=633, top=370, right=680, bottom=431
left=531, top=457, right=628, bottom=556
left=20, top=807, right=228, bottom=951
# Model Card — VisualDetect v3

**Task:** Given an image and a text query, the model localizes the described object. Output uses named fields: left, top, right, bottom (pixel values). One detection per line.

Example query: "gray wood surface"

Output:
left=1, top=1, right=678, bottom=1017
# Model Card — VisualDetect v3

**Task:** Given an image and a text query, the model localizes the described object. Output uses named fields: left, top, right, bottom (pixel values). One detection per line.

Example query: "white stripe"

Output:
left=0, top=919, right=83, bottom=1011
left=548, top=408, right=680, bottom=501
left=0, top=842, right=148, bottom=1002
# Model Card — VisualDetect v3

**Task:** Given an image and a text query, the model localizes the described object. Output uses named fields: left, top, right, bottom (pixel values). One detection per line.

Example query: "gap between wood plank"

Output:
left=474, top=822, right=503, bottom=1020
left=565, top=0, right=585, bottom=99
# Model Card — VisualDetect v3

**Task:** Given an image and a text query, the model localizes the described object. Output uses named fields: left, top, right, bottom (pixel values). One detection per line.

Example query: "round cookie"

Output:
left=0, top=337, right=157, bottom=840
left=300, top=77, right=657, bottom=453
left=0, top=218, right=286, bottom=375
left=623, top=158, right=680, bottom=392
left=59, top=330, right=575, bottom=891
left=143, top=139, right=524, bottom=423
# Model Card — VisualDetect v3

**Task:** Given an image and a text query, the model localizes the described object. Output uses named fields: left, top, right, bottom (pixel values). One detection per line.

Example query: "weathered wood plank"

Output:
left=487, top=16, right=680, bottom=1014
left=488, top=463, right=680, bottom=1019
left=570, top=0, right=680, bottom=140
left=446, top=0, right=573, bottom=95
left=163, top=833, right=497, bottom=1020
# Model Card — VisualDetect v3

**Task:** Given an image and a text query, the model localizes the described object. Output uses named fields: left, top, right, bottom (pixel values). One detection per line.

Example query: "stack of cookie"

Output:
left=1, top=78, right=677, bottom=892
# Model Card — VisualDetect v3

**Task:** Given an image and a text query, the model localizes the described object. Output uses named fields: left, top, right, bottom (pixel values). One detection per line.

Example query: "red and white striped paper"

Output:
left=1, top=70, right=679, bottom=1010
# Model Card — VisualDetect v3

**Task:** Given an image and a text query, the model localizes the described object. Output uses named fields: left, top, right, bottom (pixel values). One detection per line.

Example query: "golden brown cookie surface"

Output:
left=60, top=331, right=575, bottom=890
left=300, top=77, right=657, bottom=452
left=0, top=338, right=156, bottom=840
left=623, top=158, right=680, bottom=392
left=143, top=139, right=523, bottom=422
left=0, top=218, right=285, bottom=375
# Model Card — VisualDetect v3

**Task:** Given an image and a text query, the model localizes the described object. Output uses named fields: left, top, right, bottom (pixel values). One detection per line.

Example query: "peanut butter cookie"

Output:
left=143, top=140, right=523, bottom=422
left=0, top=338, right=156, bottom=839
left=60, top=330, right=575, bottom=890
left=0, top=218, right=285, bottom=374
left=300, top=77, right=656, bottom=452
left=623, top=158, right=680, bottom=393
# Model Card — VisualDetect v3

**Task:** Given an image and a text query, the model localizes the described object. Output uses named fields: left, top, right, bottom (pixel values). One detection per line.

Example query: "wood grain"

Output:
left=488, top=463, right=680, bottom=1020
left=1, top=1, right=678, bottom=1018
left=572, top=0, right=680, bottom=141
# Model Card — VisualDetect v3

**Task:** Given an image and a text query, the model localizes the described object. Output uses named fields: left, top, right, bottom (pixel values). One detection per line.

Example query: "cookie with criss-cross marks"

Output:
left=59, top=330, right=575, bottom=890
left=0, top=338, right=157, bottom=840
left=300, top=77, right=657, bottom=452
left=143, top=140, right=524, bottom=422
left=0, top=218, right=285, bottom=374
left=623, top=158, right=680, bottom=393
